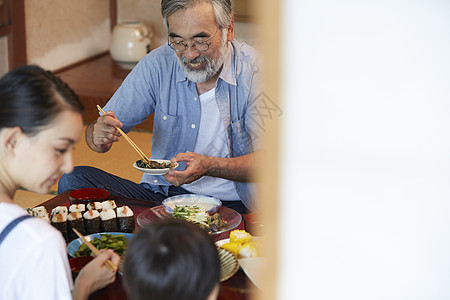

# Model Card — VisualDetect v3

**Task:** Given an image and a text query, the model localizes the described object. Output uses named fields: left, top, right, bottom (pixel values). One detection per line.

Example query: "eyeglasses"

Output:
left=168, top=29, right=219, bottom=52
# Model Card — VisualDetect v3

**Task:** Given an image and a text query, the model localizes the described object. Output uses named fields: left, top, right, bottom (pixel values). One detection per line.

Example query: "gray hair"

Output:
left=161, top=0, right=233, bottom=30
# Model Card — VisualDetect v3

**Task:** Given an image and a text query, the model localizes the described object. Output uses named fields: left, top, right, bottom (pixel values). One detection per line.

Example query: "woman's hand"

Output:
left=72, top=249, right=121, bottom=300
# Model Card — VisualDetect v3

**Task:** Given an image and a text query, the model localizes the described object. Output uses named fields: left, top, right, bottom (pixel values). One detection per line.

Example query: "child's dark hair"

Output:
left=123, top=218, right=221, bottom=300
left=0, top=65, right=83, bottom=135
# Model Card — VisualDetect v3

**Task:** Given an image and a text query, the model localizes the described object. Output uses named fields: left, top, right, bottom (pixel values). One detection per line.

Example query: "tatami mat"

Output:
left=14, top=126, right=152, bottom=208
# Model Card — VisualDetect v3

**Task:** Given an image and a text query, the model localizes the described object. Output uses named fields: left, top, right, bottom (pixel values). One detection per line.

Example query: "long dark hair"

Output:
left=0, top=65, right=83, bottom=135
left=123, top=218, right=221, bottom=300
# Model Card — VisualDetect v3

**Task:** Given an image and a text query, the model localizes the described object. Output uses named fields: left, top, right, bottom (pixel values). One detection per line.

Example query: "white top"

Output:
left=0, top=202, right=73, bottom=300
left=182, top=88, right=240, bottom=201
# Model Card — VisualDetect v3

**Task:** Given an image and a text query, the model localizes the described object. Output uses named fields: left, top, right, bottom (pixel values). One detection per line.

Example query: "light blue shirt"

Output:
left=103, top=39, right=262, bottom=211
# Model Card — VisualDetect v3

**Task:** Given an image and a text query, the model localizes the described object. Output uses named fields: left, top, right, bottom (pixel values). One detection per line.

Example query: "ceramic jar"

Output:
left=110, top=21, right=152, bottom=69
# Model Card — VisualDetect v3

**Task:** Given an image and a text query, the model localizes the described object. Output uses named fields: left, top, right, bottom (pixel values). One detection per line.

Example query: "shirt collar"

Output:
left=217, top=42, right=236, bottom=86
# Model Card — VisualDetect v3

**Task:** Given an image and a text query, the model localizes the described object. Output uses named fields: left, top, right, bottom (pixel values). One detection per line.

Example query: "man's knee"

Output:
left=57, top=166, right=92, bottom=193
left=57, top=172, right=72, bottom=193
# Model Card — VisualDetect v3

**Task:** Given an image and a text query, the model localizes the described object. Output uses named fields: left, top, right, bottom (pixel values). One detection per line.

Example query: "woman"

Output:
left=0, top=65, right=120, bottom=299
left=123, top=218, right=221, bottom=300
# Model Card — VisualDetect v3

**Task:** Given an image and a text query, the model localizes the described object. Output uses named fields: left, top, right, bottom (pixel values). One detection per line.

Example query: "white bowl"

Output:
left=162, top=194, right=222, bottom=214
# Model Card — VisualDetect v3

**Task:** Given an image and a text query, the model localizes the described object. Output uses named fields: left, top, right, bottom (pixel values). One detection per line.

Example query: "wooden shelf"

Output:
left=55, top=53, right=153, bottom=131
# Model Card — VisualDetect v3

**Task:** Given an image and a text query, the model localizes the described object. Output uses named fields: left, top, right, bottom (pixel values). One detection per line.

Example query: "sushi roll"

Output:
left=83, top=209, right=101, bottom=234
left=51, top=212, right=69, bottom=242
left=67, top=211, right=85, bottom=240
left=101, top=200, right=117, bottom=212
left=32, top=206, right=48, bottom=218
left=69, top=203, right=85, bottom=214
left=100, top=209, right=118, bottom=232
left=51, top=206, right=68, bottom=219
left=24, top=208, right=35, bottom=216
left=87, top=201, right=102, bottom=212
left=117, top=206, right=135, bottom=233
left=38, top=214, right=50, bottom=223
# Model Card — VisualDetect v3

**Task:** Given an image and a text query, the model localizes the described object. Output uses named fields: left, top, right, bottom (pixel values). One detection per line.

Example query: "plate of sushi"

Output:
left=26, top=200, right=136, bottom=243
left=133, top=159, right=179, bottom=175
left=67, top=232, right=134, bottom=258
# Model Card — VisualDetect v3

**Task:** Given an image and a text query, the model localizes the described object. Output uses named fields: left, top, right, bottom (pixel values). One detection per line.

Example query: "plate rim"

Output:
left=67, top=231, right=134, bottom=258
left=218, top=247, right=239, bottom=282
left=215, top=236, right=262, bottom=247
left=162, top=194, right=222, bottom=213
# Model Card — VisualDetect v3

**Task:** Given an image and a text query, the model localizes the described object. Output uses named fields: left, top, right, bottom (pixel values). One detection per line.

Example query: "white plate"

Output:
left=133, top=160, right=178, bottom=175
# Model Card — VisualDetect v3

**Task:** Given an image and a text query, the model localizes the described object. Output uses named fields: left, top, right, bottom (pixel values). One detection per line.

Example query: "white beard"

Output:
left=177, top=40, right=229, bottom=83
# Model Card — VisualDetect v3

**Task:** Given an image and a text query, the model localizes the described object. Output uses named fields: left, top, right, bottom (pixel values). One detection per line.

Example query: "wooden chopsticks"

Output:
left=96, top=105, right=150, bottom=165
left=72, top=228, right=118, bottom=272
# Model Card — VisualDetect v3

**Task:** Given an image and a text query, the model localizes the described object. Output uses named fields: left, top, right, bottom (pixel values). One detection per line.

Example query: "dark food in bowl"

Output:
left=208, top=213, right=228, bottom=233
left=136, top=159, right=171, bottom=169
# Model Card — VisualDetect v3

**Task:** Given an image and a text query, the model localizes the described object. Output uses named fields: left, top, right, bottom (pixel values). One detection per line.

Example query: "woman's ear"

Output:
left=0, top=127, right=23, bottom=153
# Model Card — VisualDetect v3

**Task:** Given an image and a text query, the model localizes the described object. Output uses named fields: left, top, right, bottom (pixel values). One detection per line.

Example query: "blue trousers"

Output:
left=58, top=166, right=248, bottom=214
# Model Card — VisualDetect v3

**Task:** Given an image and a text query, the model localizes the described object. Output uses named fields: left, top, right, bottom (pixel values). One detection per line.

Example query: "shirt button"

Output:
left=163, top=116, right=167, bottom=120
left=191, top=124, right=196, bottom=129
left=194, top=97, right=198, bottom=101
left=153, top=179, right=158, bottom=183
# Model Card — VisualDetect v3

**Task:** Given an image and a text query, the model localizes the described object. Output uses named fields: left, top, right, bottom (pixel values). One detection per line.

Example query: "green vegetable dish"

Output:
left=75, top=234, right=128, bottom=257
left=172, top=205, right=227, bottom=233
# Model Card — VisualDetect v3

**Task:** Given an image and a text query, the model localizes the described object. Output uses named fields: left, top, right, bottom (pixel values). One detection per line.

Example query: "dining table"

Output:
left=38, top=190, right=257, bottom=300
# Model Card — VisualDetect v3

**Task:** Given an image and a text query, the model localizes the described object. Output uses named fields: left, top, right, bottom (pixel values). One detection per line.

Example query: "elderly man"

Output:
left=58, top=0, right=261, bottom=213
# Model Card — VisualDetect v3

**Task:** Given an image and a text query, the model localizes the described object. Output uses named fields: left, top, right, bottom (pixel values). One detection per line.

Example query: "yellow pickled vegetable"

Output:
left=219, top=230, right=261, bottom=258
left=220, top=242, right=241, bottom=256
left=238, top=241, right=260, bottom=258
left=229, top=230, right=252, bottom=244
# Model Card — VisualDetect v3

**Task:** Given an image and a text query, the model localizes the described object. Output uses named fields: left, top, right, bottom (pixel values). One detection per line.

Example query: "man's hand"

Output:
left=86, top=111, right=123, bottom=153
left=164, top=152, right=258, bottom=186
left=164, top=152, right=211, bottom=186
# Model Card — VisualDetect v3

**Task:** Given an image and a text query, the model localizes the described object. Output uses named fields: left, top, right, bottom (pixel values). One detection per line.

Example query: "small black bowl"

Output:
left=69, top=188, right=110, bottom=205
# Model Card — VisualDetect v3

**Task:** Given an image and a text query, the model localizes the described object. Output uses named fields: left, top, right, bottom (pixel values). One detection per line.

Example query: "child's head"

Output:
left=123, top=218, right=221, bottom=300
